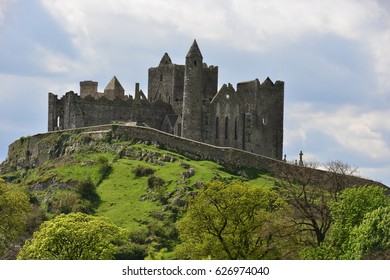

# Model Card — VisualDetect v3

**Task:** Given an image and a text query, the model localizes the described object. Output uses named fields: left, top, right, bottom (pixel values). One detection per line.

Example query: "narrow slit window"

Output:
left=234, top=118, right=238, bottom=140
left=215, top=117, right=219, bottom=139
left=225, top=117, right=229, bottom=140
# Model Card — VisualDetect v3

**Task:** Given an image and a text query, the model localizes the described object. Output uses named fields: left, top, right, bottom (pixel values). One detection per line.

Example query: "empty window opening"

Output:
left=177, top=123, right=182, bottom=136
left=215, top=117, right=219, bottom=139
left=194, top=60, right=197, bottom=66
left=224, top=117, right=229, bottom=140
left=160, top=74, right=163, bottom=81
left=234, top=118, right=238, bottom=140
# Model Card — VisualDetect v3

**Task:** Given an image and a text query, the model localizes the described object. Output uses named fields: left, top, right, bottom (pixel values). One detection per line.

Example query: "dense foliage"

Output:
left=302, top=185, right=390, bottom=259
left=174, top=181, right=289, bottom=259
left=0, top=179, right=31, bottom=258
left=17, top=213, right=129, bottom=260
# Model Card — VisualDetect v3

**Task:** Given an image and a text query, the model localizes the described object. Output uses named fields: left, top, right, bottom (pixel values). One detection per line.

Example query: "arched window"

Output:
left=224, top=117, right=229, bottom=140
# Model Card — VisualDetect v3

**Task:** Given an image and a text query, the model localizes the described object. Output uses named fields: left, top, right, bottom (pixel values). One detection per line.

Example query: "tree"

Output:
left=303, top=185, right=390, bottom=259
left=0, top=179, right=31, bottom=258
left=17, top=213, right=128, bottom=260
left=327, top=185, right=389, bottom=257
left=273, top=160, right=363, bottom=248
left=273, top=161, right=333, bottom=246
left=174, top=181, right=288, bottom=259
left=347, top=206, right=390, bottom=259
left=324, top=160, right=359, bottom=199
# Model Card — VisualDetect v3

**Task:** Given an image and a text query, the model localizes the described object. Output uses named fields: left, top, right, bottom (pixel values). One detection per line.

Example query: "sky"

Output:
left=0, top=0, right=389, bottom=186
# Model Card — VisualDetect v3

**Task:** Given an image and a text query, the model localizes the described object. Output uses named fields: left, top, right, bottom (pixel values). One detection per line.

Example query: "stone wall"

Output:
left=48, top=92, right=175, bottom=132
left=2, top=124, right=386, bottom=189
left=111, top=125, right=388, bottom=188
left=207, top=78, right=284, bottom=159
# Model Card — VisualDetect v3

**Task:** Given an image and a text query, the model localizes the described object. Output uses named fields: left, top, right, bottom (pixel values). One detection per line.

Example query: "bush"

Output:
left=146, top=175, right=167, bottom=204
left=97, top=156, right=111, bottom=178
left=48, top=192, right=81, bottom=215
left=114, top=243, right=147, bottom=260
left=147, top=175, right=165, bottom=190
left=76, top=179, right=99, bottom=203
left=134, top=165, right=155, bottom=178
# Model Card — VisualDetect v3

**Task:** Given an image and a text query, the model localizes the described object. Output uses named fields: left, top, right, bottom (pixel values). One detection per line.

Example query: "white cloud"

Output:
left=32, top=44, right=88, bottom=76
left=39, top=0, right=390, bottom=93
left=360, top=166, right=390, bottom=183
left=0, top=0, right=16, bottom=25
left=369, top=29, right=390, bottom=95
left=285, top=103, right=390, bottom=160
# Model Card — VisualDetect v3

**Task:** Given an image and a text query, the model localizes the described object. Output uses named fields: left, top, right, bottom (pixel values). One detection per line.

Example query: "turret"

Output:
left=80, top=81, right=98, bottom=98
left=181, top=40, right=204, bottom=141
left=104, top=76, right=125, bottom=100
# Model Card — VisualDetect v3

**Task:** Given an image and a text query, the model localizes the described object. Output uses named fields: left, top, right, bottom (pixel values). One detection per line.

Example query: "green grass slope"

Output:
left=1, top=141, right=276, bottom=232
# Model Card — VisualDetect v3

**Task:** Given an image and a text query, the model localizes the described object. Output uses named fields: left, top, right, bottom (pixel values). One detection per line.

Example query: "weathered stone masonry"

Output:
left=48, top=40, right=284, bottom=160
left=2, top=124, right=385, bottom=189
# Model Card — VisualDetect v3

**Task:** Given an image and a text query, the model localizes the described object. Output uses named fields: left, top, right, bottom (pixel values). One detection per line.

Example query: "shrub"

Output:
left=48, top=192, right=81, bottom=215
left=114, top=243, right=147, bottom=260
left=76, top=179, right=100, bottom=203
left=97, top=156, right=111, bottom=178
left=147, top=175, right=165, bottom=190
left=146, top=175, right=167, bottom=204
left=134, top=165, right=155, bottom=178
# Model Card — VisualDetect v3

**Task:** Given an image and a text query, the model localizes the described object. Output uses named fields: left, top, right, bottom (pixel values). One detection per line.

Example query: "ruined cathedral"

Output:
left=48, top=40, right=284, bottom=159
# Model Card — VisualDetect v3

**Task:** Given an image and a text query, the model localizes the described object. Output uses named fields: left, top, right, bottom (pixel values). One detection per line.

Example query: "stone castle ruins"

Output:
left=48, top=40, right=284, bottom=159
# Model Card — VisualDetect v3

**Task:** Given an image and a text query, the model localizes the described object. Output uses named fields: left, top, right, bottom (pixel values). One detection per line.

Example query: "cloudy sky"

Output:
left=0, top=0, right=389, bottom=186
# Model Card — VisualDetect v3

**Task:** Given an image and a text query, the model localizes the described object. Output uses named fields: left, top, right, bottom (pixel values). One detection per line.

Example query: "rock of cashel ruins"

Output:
left=48, top=40, right=284, bottom=159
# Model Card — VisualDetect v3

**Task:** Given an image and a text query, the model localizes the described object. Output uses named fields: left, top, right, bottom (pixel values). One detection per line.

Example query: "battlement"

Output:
left=80, top=81, right=98, bottom=98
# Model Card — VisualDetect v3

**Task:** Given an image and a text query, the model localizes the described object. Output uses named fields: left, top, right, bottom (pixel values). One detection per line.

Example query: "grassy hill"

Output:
left=1, top=137, right=275, bottom=230
left=2, top=125, right=386, bottom=259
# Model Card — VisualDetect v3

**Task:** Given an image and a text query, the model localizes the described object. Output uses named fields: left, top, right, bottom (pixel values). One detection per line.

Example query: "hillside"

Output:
left=1, top=124, right=387, bottom=259
left=2, top=139, right=272, bottom=226
left=0, top=126, right=278, bottom=258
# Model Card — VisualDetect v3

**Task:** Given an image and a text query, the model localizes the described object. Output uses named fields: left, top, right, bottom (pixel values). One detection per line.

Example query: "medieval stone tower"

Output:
left=181, top=40, right=218, bottom=142
left=48, top=40, right=284, bottom=160
left=182, top=40, right=204, bottom=141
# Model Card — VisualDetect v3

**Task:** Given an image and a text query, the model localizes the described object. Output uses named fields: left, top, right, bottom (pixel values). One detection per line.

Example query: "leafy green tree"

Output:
left=329, top=185, right=389, bottom=251
left=346, top=206, right=390, bottom=259
left=0, top=179, right=31, bottom=258
left=302, top=185, right=390, bottom=259
left=17, top=213, right=128, bottom=260
left=174, top=181, right=288, bottom=259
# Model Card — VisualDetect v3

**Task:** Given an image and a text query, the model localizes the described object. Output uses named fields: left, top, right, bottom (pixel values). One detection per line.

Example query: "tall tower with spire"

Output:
left=181, top=40, right=204, bottom=141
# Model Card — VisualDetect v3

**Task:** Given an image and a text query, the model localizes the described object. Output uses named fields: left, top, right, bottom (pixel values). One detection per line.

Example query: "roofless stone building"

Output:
left=48, top=40, right=284, bottom=159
